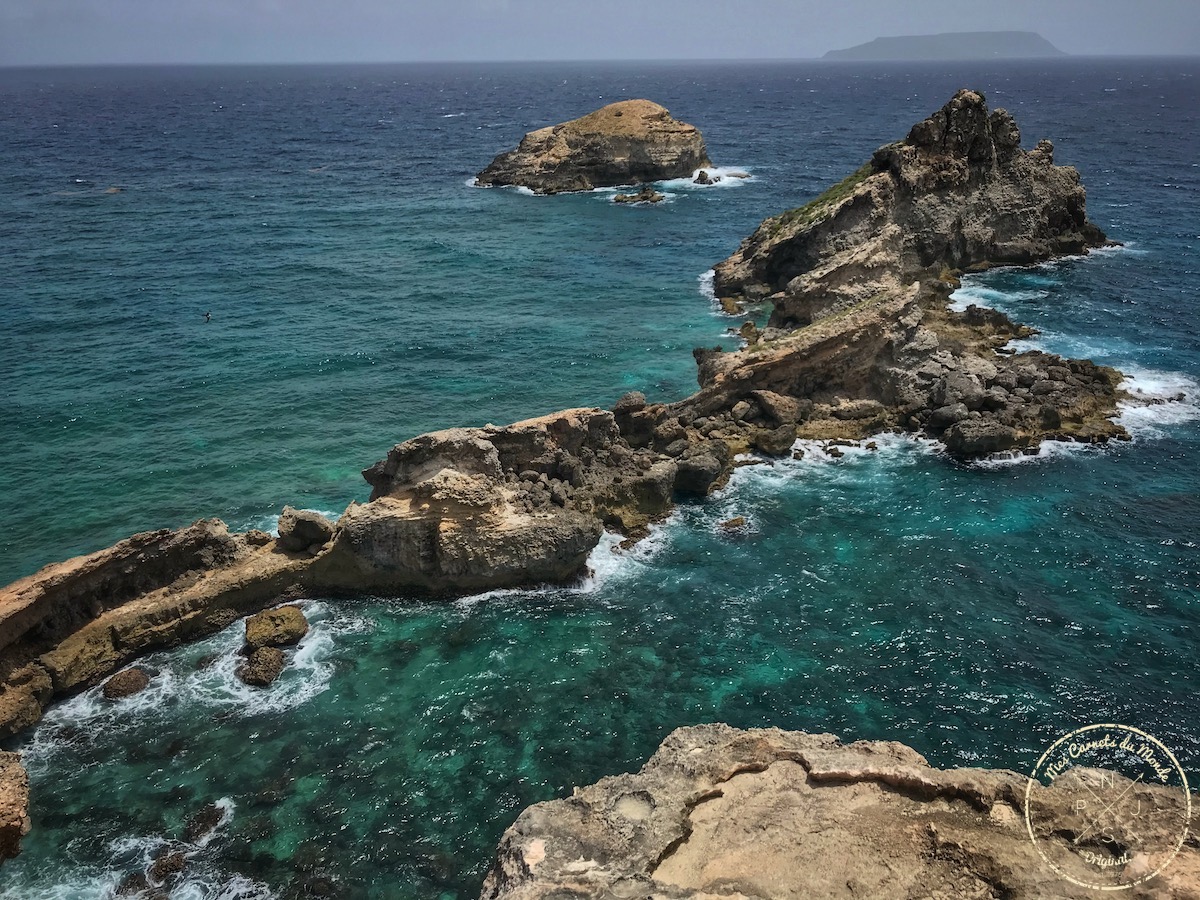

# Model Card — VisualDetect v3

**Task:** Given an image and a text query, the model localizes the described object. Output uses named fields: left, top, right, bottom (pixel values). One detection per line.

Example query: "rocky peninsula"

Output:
left=0, top=90, right=1156, bottom=865
left=475, top=99, right=712, bottom=194
left=481, top=724, right=1200, bottom=899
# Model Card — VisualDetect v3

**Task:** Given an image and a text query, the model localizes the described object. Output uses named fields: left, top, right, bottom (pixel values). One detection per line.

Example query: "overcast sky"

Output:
left=1, top=0, right=1197, bottom=66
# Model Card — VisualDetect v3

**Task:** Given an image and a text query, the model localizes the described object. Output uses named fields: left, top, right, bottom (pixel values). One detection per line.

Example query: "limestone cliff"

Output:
left=700, top=89, right=1126, bottom=455
left=476, top=100, right=712, bottom=194
left=481, top=724, right=1200, bottom=899
left=0, top=752, right=28, bottom=863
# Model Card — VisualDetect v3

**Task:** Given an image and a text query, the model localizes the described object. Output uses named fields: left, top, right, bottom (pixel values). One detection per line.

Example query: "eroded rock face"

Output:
left=696, top=89, right=1127, bottom=457
left=476, top=100, right=712, bottom=194
left=481, top=724, right=1200, bottom=899
left=0, top=752, right=29, bottom=862
left=0, top=519, right=313, bottom=739
left=326, top=407, right=694, bottom=593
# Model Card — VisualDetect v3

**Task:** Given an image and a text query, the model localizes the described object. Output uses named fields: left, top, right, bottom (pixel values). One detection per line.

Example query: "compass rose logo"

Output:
left=1025, top=724, right=1191, bottom=890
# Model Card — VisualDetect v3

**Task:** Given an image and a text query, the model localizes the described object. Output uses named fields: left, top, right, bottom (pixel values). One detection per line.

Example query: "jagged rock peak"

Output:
left=475, top=99, right=712, bottom=194
left=901, top=88, right=1023, bottom=164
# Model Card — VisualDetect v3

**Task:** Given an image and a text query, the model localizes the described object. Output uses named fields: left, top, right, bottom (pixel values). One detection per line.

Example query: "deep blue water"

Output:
left=0, top=59, right=1198, bottom=899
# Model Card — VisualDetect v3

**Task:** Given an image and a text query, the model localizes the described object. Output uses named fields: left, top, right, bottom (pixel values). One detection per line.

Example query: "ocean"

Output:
left=0, top=58, right=1197, bottom=898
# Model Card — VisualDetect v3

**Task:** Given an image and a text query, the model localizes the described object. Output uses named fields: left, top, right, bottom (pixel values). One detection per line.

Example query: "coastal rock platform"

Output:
left=482, top=724, right=1200, bottom=899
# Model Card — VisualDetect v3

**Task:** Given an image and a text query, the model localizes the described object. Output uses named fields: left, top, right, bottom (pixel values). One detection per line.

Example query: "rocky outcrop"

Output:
left=0, top=519, right=307, bottom=742
left=476, top=100, right=712, bottom=194
left=613, top=186, right=665, bottom=204
left=0, top=752, right=28, bottom=862
left=482, top=724, right=1200, bottom=899
left=700, top=89, right=1127, bottom=455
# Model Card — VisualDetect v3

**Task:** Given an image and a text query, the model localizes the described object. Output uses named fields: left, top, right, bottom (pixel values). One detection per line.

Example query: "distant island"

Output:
left=824, top=31, right=1066, bottom=61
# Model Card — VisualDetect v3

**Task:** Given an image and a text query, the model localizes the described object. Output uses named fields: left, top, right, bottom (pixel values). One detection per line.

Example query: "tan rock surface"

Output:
left=0, top=752, right=29, bottom=862
left=482, top=724, right=1200, bottom=900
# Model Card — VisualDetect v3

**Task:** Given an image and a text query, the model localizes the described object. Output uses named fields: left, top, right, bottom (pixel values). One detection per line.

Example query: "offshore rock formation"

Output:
left=0, top=90, right=1133, bottom=749
left=706, top=89, right=1126, bottom=453
left=482, top=724, right=1200, bottom=899
left=0, top=91, right=1146, bottom=863
left=476, top=99, right=712, bottom=194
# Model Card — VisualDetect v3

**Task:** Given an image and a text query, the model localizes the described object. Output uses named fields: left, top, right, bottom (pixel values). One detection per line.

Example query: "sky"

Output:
left=1, top=0, right=1198, bottom=66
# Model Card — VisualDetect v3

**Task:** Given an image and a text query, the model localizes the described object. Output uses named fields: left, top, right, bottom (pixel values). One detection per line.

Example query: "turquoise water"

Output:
left=1, top=60, right=1198, bottom=898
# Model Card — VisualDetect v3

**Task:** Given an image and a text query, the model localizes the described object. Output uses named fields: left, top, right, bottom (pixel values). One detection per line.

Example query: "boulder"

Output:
left=236, top=647, right=285, bottom=687
left=148, top=850, right=186, bottom=882
left=749, top=424, right=797, bottom=456
left=102, top=667, right=151, bottom=700
left=183, top=802, right=226, bottom=844
left=749, top=390, right=807, bottom=426
left=276, top=507, right=334, bottom=553
left=943, top=420, right=1020, bottom=457
left=674, top=442, right=731, bottom=495
left=475, top=99, right=713, bottom=194
left=244, top=605, right=309, bottom=650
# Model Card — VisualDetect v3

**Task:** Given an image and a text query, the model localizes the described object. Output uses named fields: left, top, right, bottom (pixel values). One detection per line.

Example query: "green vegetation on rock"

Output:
left=767, top=162, right=875, bottom=236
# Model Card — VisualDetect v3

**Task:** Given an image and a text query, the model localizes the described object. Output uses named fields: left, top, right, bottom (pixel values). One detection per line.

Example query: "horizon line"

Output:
left=3, top=52, right=1200, bottom=71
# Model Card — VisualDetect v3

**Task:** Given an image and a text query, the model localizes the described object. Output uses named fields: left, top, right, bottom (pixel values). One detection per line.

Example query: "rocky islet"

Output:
left=475, top=99, right=712, bottom=194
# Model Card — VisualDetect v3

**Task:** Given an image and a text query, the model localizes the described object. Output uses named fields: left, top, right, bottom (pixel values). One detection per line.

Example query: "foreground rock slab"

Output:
left=476, top=99, right=712, bottom=194
left=481, top=724, right=1200, bottom=899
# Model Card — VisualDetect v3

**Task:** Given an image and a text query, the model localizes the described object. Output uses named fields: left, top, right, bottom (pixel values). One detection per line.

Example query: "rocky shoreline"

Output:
left=481, top=724, right=1200, bottom=899
left=0, top=89, right=1167, bottom=867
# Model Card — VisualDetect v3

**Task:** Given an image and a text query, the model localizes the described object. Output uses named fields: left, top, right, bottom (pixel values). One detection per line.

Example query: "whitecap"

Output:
left=657, top=166, right=755, bottom=190
left=970, top=440, right=1099, bottom=469
left=20, top=601, right=370, bottom=773
left=948, top=282, right=1049, bottom=313
left=235, top=508, right=341, bottom=537
left=1117, top=367, right=1200, bottom=437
